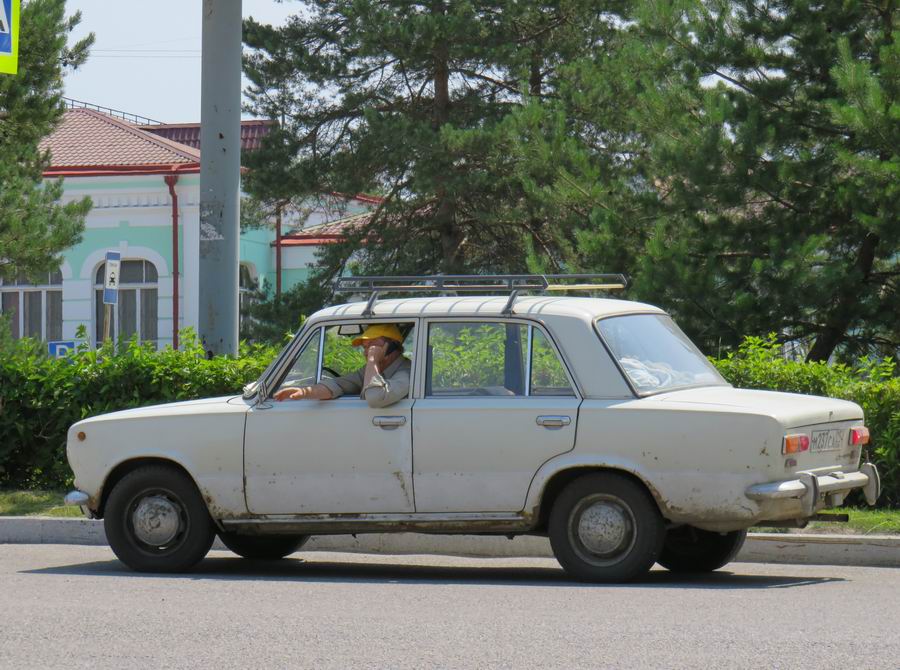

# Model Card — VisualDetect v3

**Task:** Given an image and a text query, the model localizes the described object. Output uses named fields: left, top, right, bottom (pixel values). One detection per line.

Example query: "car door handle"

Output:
left=373, top=415, right=407, bottom=429
left=536, top=415, right=571, bottom=428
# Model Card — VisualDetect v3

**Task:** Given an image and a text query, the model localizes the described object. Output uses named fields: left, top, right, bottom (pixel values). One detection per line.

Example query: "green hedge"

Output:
left=0, top=331, right=897, bottom=507
left=0, top=330, right=276, bottom=489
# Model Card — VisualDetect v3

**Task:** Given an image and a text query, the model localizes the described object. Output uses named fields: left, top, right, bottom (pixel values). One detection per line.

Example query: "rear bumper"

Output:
left=746, top=463, right=881, bottom=517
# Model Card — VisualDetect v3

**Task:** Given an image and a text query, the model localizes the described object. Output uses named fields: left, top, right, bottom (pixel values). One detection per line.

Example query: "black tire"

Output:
left=104, top=464, right=216, bottom=573
left=549, top=472, right=665, bottom=583
left=657, top=526, right=747, bottom=573
left=218, top=532, right=308, bottom=560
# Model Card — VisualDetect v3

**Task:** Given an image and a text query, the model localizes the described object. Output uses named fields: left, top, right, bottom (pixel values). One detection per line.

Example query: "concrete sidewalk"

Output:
left=1, top=516, right=898, bottom=567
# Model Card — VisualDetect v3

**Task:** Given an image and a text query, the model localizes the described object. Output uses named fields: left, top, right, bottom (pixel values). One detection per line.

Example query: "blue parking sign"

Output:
left=48, top=340, right=77, bottom=359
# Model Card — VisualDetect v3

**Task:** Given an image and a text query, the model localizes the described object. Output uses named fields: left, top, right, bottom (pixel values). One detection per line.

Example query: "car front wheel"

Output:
left=549, top=472, right=665, bottom=583
left=657, top=526, right=747, bottom=573
left=218, top=532, right=309, bottom=560
left=104, top=465, right=216, bottom=573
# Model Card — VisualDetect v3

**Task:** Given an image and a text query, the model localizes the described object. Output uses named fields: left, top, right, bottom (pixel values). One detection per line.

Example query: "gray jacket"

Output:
left=319, top=356, right=412, bottom=408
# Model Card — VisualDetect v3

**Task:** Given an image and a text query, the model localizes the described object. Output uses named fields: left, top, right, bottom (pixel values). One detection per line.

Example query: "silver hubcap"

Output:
left=572, top=495, right=636, bottom=564
left=132, top=495, right=181, bottom=547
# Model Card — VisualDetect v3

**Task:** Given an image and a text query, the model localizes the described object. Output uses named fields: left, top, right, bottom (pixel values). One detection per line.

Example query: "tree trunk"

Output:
left=431, top=1, right=462, bottom=272
left=529, top=44, right=542, bottom=97
left=806, top=232, right=879, bottom=362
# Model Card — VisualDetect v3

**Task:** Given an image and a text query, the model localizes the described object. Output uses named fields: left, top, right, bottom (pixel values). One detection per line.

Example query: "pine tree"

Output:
left=0, top=0, right=93, bottom=281
left=527, top=0, right=898, bottom=361
left=624, top=0, right=898, bottom=361
left=242, top=1, right=630, bottom=284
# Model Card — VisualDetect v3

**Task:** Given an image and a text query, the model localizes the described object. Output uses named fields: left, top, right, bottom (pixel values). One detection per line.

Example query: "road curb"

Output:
left=1, top=517, right=898, bottom=567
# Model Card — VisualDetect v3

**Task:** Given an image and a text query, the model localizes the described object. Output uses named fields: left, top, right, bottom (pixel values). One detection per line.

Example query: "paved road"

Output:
left=2, top=545, right=898, bottom=670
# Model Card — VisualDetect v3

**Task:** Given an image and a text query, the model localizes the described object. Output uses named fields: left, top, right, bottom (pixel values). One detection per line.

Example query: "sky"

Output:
left=64, top=1, right=298, bottom=123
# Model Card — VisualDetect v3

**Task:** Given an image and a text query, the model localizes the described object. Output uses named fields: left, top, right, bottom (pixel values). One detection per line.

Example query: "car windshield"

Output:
left=596, top=314, right=728, bottom=395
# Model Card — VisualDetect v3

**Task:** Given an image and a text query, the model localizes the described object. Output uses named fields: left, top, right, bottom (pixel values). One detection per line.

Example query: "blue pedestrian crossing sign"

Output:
left=103, top=250, right=121, bottom=305
left=0, top=0, right=19, bottom=75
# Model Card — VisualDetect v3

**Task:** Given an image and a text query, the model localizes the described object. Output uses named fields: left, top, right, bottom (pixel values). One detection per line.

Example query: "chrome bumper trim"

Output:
left=859, top=462, right=881, bottom=506
left=746, top=464, right=880, bottom=507
left=64, top=490, right=90, bottom=506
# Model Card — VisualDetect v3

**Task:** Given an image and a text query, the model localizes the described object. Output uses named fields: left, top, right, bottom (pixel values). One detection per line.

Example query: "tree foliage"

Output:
left=527, top=0, right=899, bottom=361
left=0, top=0, right=93, bottom=281
left=243, top=1, right=897, bottom=362
left=243, top=0, right=630, bottom=284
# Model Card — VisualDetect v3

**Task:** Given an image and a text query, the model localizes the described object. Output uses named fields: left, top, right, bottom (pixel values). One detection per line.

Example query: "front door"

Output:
left=243, top=323, right=417, bottom=515
left=412, top=320, right=581, bottom=513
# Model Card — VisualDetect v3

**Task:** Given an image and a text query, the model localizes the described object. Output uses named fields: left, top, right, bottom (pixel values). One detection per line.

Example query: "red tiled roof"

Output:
left=276, top=211, right=373, bottom=247
left=40, top=109, right=200, bottom=174
left=140, top=119, right=274, bottom=151
left=330, top=191, right=384, bottom=205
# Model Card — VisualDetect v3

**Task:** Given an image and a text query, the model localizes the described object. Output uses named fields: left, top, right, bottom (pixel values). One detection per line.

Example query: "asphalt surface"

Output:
left=2, top=545, right=898, bottom=670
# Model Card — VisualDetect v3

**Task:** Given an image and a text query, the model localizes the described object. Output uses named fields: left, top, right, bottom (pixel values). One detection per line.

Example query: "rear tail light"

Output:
left=850, top=426, right=870, bottom=446
left=783, top=434, right=810, bottom=454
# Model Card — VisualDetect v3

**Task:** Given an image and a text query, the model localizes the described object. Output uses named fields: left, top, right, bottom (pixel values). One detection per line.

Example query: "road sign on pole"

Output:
left=103, top=250, right=121, bottom=305
left=0, top=0, right=20, bottom=75
left=102, top=250, right=120, bottom=343
left=48, top=340, right=77, bottom=359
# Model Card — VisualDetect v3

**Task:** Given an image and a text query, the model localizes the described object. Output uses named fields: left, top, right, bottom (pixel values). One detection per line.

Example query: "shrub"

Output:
left=0, top=329, right=276, bottom=489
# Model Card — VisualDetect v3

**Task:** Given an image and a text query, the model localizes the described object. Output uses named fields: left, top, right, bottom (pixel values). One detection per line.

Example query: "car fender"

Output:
left=66, top=396, right=250, bottom=518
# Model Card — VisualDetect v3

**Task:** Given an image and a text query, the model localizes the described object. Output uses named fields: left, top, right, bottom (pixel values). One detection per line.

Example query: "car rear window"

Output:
left=596, top=314, right=728, bottom=395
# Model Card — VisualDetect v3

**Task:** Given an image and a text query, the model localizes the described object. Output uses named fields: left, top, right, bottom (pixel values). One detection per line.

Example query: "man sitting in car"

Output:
left=273, top=324, right=411, bottom=408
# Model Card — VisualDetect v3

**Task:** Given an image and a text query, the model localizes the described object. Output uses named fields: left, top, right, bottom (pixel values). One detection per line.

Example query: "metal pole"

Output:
left=199, top=0, right=242, bottom=356
left=275, top=204, right=282, bottom=297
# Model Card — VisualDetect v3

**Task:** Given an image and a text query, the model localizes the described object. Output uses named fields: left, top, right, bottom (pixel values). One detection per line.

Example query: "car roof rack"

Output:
left=333, top=273, right=628, bottom=317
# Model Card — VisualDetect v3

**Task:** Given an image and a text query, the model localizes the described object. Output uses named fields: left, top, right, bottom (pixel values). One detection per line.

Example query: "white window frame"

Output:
left=239, top=263, right=259, bottom=334
left=0, top=271, right=63, bottom=341
left=93, top=260, right=159, bottom=346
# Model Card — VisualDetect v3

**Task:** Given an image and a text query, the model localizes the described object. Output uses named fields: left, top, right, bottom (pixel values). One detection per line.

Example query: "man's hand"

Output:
left=274, top=386, right=305, bottom=401
left=366, top=342, right=389, bottom=368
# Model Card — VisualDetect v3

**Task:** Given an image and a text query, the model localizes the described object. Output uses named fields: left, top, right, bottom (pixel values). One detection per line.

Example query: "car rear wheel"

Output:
left=549, top=472, right=665, bottom=583
left=657, top=527, right=747, bottom=573
left=104, top=465, right=215, bottom=573
left=218, top=532, right=309, bottom=560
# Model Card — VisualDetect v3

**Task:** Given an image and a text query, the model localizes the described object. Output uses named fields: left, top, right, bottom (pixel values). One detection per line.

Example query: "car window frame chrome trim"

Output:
left=314, top=326, right=326, bottom=383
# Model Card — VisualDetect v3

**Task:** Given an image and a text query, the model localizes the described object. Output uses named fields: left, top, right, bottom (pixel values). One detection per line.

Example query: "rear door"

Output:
left=411, top=319, right=581, bottom=513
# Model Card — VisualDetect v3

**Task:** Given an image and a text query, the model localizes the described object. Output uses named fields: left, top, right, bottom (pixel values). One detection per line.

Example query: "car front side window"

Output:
left=277, top=328, right=321, bottom=392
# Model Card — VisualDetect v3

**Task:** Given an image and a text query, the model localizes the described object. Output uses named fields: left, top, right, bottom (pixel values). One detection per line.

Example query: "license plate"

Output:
left=810, top=429, right=843, bottom=453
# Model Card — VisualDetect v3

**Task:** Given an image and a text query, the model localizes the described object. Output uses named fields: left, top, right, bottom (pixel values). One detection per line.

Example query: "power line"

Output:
left=92, top=49, right=202, bottom=54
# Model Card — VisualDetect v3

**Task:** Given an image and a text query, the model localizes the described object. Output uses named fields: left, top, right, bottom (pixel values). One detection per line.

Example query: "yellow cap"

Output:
left=352, top=324, right=403, bottom=346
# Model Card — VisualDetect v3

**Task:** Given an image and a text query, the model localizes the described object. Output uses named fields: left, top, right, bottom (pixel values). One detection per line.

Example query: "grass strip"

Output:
left=0, top=490, right=84, bottom=517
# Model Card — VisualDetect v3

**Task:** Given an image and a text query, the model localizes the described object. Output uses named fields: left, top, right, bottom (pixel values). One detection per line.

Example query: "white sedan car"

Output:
left=65, top=282, right=880, bottom=581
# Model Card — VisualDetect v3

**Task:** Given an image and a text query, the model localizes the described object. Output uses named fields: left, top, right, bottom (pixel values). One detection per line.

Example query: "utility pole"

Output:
left=198, top=0, right=241, bottom=356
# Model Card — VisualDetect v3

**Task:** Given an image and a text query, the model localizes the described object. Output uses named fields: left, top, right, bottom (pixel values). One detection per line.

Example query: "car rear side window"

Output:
left=426, top=321, right=574, bottom=397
